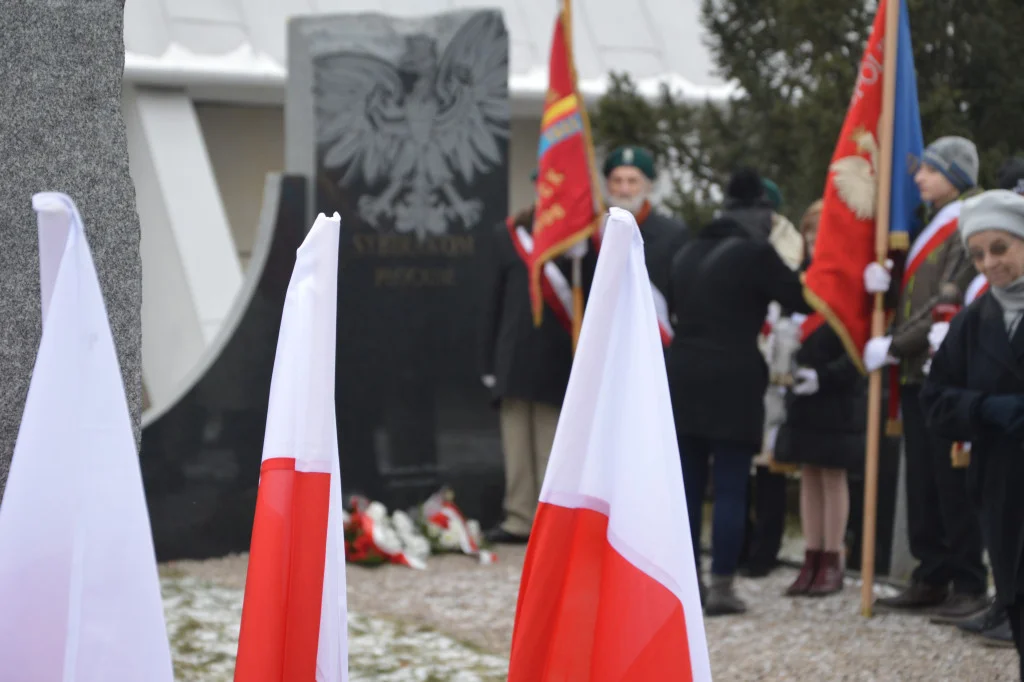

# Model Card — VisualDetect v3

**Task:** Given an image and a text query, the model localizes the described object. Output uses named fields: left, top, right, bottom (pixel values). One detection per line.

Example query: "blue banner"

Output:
left=888, top=0, right=924, bottom=248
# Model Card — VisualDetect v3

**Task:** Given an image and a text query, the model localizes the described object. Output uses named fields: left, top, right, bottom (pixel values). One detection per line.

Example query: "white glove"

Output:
left=565, top=239, right=589, bottom=259
left=792, top=367, right=820, bottom=395
left=928, top=321, right=950, bottom=353
left=864, top=259, right=894, bottom=294
left=863, top=336, right=897, bottom=372
left=481, top=375, right=496, bottom=388
left=922, top=358, right=932, bottom=375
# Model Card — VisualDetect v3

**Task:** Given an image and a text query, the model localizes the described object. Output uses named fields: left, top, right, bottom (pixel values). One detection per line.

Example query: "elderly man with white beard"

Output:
left=601, top=146, right=690, bottom=349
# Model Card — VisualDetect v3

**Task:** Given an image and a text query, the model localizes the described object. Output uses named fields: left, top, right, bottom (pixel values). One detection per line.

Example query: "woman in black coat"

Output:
left=666, top=184, right=813, bottom=616
left=921, top=189, right=1024, bottom=678
left=774, top=319, right=865, bottom=594
left=774, top=201, right=866, bottom=598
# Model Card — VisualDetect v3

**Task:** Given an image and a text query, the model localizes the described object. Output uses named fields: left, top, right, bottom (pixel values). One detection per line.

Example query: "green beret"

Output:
left=762, top=178, right=783, bottom=210
left=602, top=145, right=656, bottom=180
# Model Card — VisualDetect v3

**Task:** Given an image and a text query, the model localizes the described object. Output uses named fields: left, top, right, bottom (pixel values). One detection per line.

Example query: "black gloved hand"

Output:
left=979, top=394, right=1024, bottom=435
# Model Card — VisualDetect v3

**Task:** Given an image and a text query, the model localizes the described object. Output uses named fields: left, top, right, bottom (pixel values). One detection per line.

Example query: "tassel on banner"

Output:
left=950, top=443, right=970, bottom=468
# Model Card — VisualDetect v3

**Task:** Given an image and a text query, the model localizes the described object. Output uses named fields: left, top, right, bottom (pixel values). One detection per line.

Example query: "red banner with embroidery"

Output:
left=803, top=0, right=922, bottom=371
left=528, top=0, right=603, bottom=326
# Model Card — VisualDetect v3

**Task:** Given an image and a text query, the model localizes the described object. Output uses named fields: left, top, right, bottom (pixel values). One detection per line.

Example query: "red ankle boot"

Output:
left=785, top=550, right=821, bottom=596
left=808, top=551, right=844, bottom=596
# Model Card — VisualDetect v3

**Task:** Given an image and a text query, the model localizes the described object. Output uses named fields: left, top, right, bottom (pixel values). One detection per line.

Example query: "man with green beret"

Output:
left=762, top=178, right=784, bottom=212
left=601, top=145, right=690, bottom=347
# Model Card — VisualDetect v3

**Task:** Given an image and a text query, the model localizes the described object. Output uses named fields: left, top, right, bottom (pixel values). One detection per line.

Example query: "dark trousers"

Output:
left=1007, top=598, right=1024, bottom=681
left=902, top=384, right=987, bottom=595
left=743, top=466, right=788, bottom=569
left=679, top=435, right=755, bottom=577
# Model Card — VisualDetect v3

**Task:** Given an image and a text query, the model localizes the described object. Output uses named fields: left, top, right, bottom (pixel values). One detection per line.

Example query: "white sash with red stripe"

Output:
left=510, top=223, right=574, bottom=333
left=903, top=201, right=962, bottom=288
left=965, top=273, right=989, bottom=304
left=650, top=284, right=674, bottom=346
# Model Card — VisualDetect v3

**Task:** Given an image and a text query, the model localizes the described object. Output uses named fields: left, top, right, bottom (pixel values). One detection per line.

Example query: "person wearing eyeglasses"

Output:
left=922, top=189, right=1024, bottom=678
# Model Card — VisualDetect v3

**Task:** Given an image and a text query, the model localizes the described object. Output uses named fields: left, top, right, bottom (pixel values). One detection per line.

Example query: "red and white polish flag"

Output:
left=234, top=213, right=349, bottom=682
left=965, top=272, right=989, bottom=304
left=508, top=207, right=711, bottom=681
left=0, top=193, right=175, bottom=681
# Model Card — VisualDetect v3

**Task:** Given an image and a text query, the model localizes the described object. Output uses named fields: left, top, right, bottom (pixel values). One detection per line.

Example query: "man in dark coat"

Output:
left=478, top=194, right=595, bottom=544
left=666, top=213, right=812, bottom=615
left=718, top=170, right=803, bottom=577
left=601, top=145, right=689, bottom=347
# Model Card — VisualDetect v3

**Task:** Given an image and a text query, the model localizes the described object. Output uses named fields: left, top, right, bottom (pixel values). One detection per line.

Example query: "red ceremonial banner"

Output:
left=528, top=0, right=603, bottom=326
left=802, top=2, right=890, bottom=369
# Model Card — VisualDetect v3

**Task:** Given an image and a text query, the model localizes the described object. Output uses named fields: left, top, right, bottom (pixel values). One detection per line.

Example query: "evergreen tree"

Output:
left=590, top=0, right=1024, bottom=228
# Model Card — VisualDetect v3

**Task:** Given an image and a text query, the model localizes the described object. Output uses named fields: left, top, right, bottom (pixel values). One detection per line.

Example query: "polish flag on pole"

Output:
left=508, top=207, right=711, bottom=681
left=0, top=193, right=174, bottom=681
left=234, top=212, right=349, bottom=682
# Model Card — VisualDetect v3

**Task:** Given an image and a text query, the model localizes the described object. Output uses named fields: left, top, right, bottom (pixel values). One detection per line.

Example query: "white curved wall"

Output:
left=123, top=85, right=243, bottom=410
left=195, top=103, right=285, bottom=272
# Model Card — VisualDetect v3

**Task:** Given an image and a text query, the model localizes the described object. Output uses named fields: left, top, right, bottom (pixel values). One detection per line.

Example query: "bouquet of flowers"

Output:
left=342, top=489, right=496, bottom=568
left=343, top=496, right=428, bottom=569
left=418, top=488, right=496, bottom=565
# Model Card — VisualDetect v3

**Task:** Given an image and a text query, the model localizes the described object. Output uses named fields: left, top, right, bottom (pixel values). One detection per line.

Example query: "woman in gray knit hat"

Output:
left=921, top=189, right=1024, bottom=677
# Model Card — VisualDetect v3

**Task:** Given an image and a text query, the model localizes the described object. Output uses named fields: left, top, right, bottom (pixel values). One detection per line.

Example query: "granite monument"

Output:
left=288, top=10, right=510, bottom=514
left=0, top=0, right=142, bottom=498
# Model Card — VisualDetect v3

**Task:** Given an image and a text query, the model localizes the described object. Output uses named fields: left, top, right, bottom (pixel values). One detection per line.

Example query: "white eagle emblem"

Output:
left=314, top=13, right=509, bottom=240
left=829, top=126, right=880, bottom=220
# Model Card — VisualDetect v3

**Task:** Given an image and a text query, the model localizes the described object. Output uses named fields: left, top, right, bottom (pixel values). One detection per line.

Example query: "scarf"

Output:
left=990, top=274, right=1024, bottom=336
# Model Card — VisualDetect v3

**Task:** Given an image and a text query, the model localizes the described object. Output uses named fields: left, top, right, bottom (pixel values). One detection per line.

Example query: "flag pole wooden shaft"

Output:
left=571, top=255, right=583, bottom=352
left=860, top=0, right=901, bottom=618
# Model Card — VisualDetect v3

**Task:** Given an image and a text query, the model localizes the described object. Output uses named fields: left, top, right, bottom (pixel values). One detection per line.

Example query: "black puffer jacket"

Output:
left=775, top=322, right=866, bottom=471
left=666, top=218, right=811, bottom=450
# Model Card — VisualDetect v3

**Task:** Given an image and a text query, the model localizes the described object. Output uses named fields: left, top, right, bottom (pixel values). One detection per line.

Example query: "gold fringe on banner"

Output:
left=889, top=231, right=910, bottom=252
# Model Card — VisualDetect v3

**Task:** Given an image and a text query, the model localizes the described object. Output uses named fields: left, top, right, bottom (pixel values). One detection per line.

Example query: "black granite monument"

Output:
left=290, top=10, right=510, bottom=517
left=139, top=176, right=308, bottom=559
left=138, top=11, right=512, bottom=560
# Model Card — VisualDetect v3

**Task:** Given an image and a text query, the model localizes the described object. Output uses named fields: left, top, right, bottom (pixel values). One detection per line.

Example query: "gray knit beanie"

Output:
left=960, top=190, right=1024, bottom=245
left=921, top=136, right=979, bottom=192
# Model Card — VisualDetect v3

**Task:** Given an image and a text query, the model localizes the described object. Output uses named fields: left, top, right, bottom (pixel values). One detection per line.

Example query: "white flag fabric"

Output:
left=0, top=192, right=174, bottom=681
left=234, top=212, right=348, bottom=682
left=509, top=207, right=711, bottom=681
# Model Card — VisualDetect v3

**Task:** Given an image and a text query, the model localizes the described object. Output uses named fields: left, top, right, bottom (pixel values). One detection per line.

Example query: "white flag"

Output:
left=234, top=213, right=348, bottom=682
left=509, top=207, right=711, bottom=681
left=0, top=193, right=174, bottom=681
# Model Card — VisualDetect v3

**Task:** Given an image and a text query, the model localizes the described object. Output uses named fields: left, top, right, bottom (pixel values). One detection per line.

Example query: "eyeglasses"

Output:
left=969, top=240, right=1012, bottom=260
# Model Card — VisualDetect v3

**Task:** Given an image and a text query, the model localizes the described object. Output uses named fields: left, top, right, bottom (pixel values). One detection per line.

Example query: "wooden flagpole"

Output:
left=562, top=0, right=601, bottom=354
left=860, top=0, right=902, bottom=618
left=571, top=258, right=584, bottom=350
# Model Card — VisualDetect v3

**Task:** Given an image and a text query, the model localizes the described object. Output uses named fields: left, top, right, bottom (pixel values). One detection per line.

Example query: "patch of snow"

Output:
left=124, top=42, right=738, bottom=102
left=125, top=43, right=286, bottom=86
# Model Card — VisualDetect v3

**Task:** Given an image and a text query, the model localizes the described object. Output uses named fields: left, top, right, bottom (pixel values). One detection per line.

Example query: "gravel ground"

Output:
left=164, top=544, right=1018, bottom=680
left=161, top=567, right=508, bottom=682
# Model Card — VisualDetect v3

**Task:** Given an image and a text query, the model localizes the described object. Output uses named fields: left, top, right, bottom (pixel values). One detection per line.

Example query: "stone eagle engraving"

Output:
left=829, top=126, right=879, bottom=221
left=314, top=13, right=509, bottom=240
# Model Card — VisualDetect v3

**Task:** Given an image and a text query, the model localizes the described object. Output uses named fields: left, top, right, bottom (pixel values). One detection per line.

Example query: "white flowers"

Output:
left=344, top=489, right=495, bottom=569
